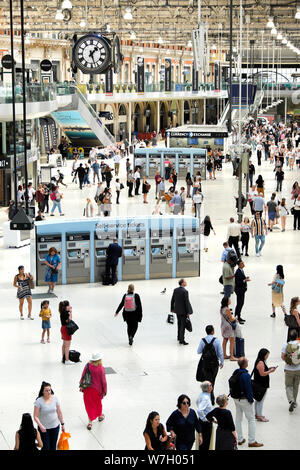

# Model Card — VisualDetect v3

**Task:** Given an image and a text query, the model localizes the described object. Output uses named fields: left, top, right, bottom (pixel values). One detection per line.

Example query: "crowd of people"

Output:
left=8, top=118, right=300, bottom=451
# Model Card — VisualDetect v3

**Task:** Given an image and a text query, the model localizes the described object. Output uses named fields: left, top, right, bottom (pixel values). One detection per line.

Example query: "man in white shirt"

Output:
left=248, top=185, right=258, bottom=214
left=227, top=217, right=241, bottom=258
left=27, top=183, right=35, bottom=204
left=196, top=381, right=213, bottom=450
left=134, top=168, right=141, bottom=195
left=281, top=329, right=300, bottom=412
left=253, top=193, right=266, bottom=216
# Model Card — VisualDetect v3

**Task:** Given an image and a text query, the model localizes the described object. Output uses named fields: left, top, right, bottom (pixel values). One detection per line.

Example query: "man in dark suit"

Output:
left=170, top=278, right=193, bottom=345
left=105, top=239, right=122, bottom=285
left=234, top=260, right=250, bottom=324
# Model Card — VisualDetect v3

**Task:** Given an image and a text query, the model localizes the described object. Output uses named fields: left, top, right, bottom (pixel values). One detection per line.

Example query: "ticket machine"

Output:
left=193, top=155, right=206, bottom=179
left=149, top=155, right=161, bottom=178
left=122, top=225, right=146, bottom=280
left=164, top=154, right=176, bottom=180
left=178, top=154, right=190, bottom=178
left=149, top=228, right=173, bottom=278
left=66, top=233, right=90, bottom=283
left=36, top=234, right=62, bottom=286
left=94, top=229, right=118, bottom=282
left=134, top=154, right=146, bottom=177
left=176, top=227, right=200, bottom=277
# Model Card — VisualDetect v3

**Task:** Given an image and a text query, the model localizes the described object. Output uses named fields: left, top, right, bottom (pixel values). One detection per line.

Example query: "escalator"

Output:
left=51, top=85, right=115, bottom=148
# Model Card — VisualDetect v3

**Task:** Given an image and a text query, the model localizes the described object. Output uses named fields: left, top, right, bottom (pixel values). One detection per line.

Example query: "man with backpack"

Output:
left=196, top=325, right=224, bottom=405
left=229, top=357, right=263, bottom=448
left=281, top=329, right=300, bottom=412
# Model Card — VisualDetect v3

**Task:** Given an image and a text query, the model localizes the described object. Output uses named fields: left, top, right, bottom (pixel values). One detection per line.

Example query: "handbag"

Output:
left=28, top=276, right=34, bottom=290
left=291, top=207, right=295, bottom=215
left=50, top=266, right=59, bottom=275
left=250, top=369, right=267, bottom=402
left=120, top=183, right=124, bottom=189
left=66, top=319, right=79, bottom=336
left=167, top=313, right=174, bottom=324
left=284, top=313, right=299, bottom=328
left=185, top=317, right=193, bottom=332
left=79, top=363, right=92, bottom=390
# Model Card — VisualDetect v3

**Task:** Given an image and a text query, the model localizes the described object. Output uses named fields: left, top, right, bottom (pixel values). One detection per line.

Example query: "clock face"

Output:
left=73, top=34, right=111, bottom=74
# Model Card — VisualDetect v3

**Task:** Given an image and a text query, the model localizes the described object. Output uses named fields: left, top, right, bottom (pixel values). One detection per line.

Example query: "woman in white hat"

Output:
left=79, top=352, right=107, bottom=430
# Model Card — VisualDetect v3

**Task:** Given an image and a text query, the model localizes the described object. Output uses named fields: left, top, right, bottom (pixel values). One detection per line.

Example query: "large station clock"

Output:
left=73, top=34, right=111, bottom=74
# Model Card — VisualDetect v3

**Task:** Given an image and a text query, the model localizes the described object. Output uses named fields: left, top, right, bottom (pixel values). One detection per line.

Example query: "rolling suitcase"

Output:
left=234, top=337, right=245, bottom=358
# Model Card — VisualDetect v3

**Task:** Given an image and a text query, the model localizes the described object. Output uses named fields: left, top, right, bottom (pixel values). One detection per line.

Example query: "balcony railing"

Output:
left=76, top=81, right=227, bottom=94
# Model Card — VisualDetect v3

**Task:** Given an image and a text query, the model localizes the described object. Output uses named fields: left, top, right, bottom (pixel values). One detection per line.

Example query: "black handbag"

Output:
left=251, top=380, right=266, bottom=401
left=66, top=320, right=79, bottom=336
left=50, top=266, right=59, bottom=275
left=284, top=314, right=299, bottom=328
left=167, top=313, right=174, bottom=324
left=291, top=207, right=295, bottom=215
left=185, top=317, right=193, bottom=332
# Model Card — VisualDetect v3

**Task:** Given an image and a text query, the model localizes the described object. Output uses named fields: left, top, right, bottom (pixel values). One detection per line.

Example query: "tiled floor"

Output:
left=1, top=149, right=300, bottom=450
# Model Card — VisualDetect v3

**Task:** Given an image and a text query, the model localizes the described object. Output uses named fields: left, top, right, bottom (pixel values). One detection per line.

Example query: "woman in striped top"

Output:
left=13, top=266, right=34, bottom=320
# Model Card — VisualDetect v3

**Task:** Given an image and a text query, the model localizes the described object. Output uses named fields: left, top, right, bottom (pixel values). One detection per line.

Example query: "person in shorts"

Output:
left=39, top=300, right=51, bottom=344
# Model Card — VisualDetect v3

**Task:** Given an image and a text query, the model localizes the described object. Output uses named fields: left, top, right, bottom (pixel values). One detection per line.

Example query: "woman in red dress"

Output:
left=80, top=352, right=107, bottom=430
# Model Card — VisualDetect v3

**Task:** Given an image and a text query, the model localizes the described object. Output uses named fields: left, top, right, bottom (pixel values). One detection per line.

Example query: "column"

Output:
left=203, top=99, right=206, bottom=125
left=157, top=100, right=160, bottom=135
left=128, top=101, right=132, bottom=144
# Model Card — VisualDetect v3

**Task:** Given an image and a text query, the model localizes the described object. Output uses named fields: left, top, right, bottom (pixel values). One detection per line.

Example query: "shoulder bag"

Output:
left=80, top=363, right=92, bottom=390
left=222, top=310, right=237, bottom=330
left=284, top=313, right=299, bottom=329
left=250, top=369, right=267, bottom=402
left=66, top=319, right=79, bottom=336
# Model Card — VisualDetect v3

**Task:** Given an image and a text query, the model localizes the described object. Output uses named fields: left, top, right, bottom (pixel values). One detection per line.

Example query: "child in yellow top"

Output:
left=39, top=300, right=52, bottom=344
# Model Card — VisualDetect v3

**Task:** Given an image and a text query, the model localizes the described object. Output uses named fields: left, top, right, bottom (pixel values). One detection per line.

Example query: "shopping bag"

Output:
left=57, top=431, right=71, bottom=450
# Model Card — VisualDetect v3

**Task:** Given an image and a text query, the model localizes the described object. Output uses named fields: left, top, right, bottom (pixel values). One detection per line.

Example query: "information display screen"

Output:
left=124, top=249, right=135, bottom=256
left=151, top=247, right=161, bottom=254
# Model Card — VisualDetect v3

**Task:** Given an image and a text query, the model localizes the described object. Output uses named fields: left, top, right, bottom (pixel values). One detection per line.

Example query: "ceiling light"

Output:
left=25, top=36, right=31, bottom=44
left=282, top=38, right=287, bottom=44
left=158, top=36, right=163, bottom=44
left=277, top=32, right=282, bottom=40
left=295, top=9, right=300, bottom=19
left=187, top=40, right=192, bottom=47
left=106, top=24, right=111, bottom=32
left=61, top=0, right=72, bottom=9
left=130, top=31, right=136, bottom=40
left=267, top=17, right=274, bottom=28
left=80, top=19, right=86, bottom=28
left=124, top=7, right=133, bottom=20
left=271, top=27, right=277, bottom=35
left=212, top=43, right=217, bottom=50
left=55, top=9, right=64, bottom=20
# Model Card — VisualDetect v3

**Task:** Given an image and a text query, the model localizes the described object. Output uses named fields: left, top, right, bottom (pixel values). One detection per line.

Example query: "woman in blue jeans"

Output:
left=34, top=381, right=65, bottom=451
left=166, top=395, right=203, bottom=450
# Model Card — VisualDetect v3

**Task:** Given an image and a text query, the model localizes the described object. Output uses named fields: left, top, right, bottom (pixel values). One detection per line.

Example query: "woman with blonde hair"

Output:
left=114, top=284, right=143, bottom=345
left=279, top=198, right=289, bottom=231
left=80, top=352, right=107, bottom=430
left=206, top=394, right=237, bottom=450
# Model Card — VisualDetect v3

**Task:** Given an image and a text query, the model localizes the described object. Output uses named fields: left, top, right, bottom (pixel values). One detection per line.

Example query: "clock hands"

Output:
left=88, top=46, right=100, bottom=63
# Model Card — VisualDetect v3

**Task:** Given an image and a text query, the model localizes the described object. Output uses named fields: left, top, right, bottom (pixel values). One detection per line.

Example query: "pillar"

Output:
left=128, top=101, right=132, bottom=144
left=157, top=100, right=160, bottom=134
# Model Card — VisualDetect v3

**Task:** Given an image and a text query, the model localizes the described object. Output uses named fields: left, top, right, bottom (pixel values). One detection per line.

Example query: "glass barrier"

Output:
left=0, top=84, right=56, bottom=104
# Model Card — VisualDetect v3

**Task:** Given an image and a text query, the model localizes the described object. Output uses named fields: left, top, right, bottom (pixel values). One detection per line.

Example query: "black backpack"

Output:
left=228, top=369, right=245, bottom=398
left=196, top=338, right=219, bottom=382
